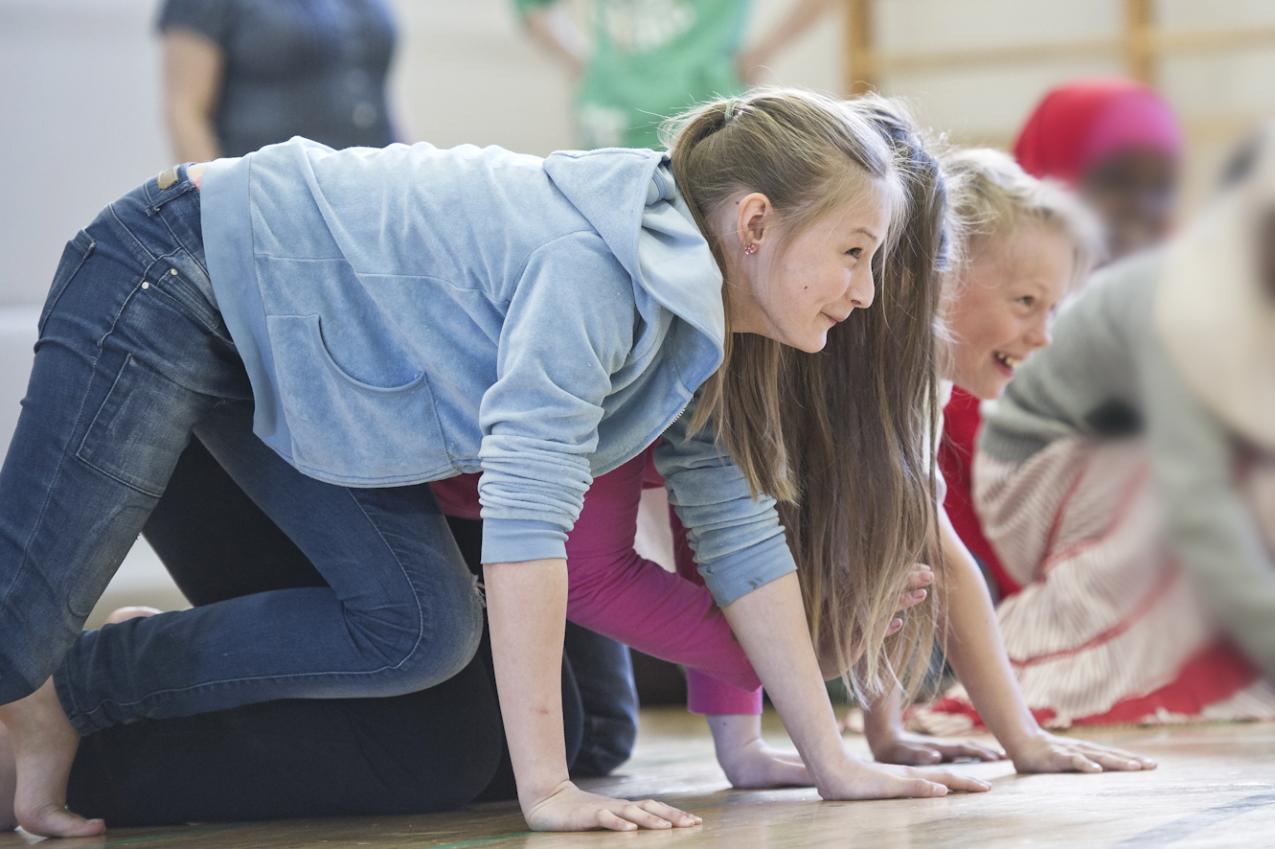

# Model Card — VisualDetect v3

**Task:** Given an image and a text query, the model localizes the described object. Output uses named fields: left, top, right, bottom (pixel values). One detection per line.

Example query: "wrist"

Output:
left=863, top=720, right=903, bottom=757
left=804, top=741, right=858, bottom=788
left=998, top=723, right=1047, bottom=759
left=706, top=715, right=762, bottom=766
left=516, top=771, right=573, bottom=811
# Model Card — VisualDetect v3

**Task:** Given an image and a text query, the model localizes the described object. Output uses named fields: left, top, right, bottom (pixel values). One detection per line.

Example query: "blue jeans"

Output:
left=0, top=167, right=484, bottom=733
left=143, top=437, right=637, bottom=777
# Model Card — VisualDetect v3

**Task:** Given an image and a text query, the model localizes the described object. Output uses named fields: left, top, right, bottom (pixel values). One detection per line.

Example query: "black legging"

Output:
left=64, top=440, right=592, bottom=825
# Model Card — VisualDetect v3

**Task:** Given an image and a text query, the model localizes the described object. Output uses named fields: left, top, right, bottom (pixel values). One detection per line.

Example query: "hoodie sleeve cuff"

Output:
left=698, top=533, right=797, bottom=607
left=481, top=517, right=569, bottom=564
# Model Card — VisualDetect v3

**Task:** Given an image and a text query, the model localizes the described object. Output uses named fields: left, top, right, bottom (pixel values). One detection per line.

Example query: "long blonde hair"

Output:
left=780, top=97, right=951, bottom=701
left=664, top=89, right=947, bottom=700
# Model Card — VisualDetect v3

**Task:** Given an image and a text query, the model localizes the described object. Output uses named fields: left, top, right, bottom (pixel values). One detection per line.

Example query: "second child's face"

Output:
left=1080, top=148, right=1179, bottom=263
left=739, top=182, right=893, bottom=353
left=945, top=223, right=1076, bottom=400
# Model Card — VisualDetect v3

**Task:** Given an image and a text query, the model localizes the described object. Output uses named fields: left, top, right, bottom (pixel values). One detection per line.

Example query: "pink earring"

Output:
left=743, top=242, right=758, bottom=256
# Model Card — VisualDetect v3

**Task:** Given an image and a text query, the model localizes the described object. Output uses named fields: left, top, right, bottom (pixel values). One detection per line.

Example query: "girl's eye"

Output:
left=846, top=247, right=864, bottom=259
left=1018, top=295, right=1036, bottom=308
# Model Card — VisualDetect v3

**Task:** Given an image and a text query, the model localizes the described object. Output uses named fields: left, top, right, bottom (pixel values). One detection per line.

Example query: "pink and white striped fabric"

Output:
left=911, top=437, right=1275, bottom=732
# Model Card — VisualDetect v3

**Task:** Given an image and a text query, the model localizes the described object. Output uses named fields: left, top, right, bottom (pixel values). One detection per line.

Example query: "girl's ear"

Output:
left=736, top=193, right=773, bottom=252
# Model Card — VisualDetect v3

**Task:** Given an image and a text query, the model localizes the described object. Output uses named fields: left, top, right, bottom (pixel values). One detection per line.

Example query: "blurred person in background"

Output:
left=159, top=0, right=399, bottom=160
left=157, top=0, right=639, bottom=778
left=912, top=125, right=1275, bottom=733
left=942, top=77, right=1185, bottom=603
left=517, top=0, right=837, bottom=149
left=1014, top=78, right=1183, bottom=261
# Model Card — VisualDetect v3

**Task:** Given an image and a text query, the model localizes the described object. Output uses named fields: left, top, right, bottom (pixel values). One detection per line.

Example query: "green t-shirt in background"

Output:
left=517, top=0, right=750, bottom=148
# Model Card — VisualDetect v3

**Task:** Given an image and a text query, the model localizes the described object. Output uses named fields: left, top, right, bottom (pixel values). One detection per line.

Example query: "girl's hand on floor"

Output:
left=718, top=736, right=813, bottom=789
left=816, top=757, right=991, bottom=800
left=1009, top=731, right=1157, bottom=774
left=523, top=780, right=701, bottom=832
left=869, top=727, right=1005, bottom=766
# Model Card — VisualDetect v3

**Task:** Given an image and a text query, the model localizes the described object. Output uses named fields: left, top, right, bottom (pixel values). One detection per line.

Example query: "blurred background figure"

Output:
left=1013, top=78, right=1184, bottom=262
left=516, top=0, right=837, bottom=148
left=913, top=126, right=1275, bottom=732
left=941, top=76, right=1185, bottom=604
left=159, top=0, right=399, bottom=160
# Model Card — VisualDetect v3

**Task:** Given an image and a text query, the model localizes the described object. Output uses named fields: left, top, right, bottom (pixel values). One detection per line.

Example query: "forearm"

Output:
left=707, top=712, right=763, bottom=769
left=1140, top=344, right=1275, bottom=679
left=161, top=32, right=223, bottom=162
left=484, top=558, right=571, bottom=808
left=935, top=513, right=1038, bottom=752
left=166, top=107, right=220, bottom=162
left=720, top=573, right=847, bottom=785
left=565, top=550, right=762, bottom=691
left=861, top=685, right=905, bottom=746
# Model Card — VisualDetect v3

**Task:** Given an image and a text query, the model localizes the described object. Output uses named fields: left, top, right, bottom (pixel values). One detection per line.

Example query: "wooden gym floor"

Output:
left=3, top=708, right=1272, bottom=849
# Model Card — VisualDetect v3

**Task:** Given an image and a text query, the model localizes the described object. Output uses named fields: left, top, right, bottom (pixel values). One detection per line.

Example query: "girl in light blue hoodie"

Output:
left=0, top=88, right=974, bottom=837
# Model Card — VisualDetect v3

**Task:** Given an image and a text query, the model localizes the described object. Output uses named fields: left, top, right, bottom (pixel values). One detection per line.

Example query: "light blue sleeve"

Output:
left=477, top=232, right=636, bottom=565
left=655, top=404, right=797, bottom=606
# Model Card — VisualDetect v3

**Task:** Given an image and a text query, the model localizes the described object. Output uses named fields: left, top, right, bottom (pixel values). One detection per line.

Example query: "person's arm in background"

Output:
left=1142, top=337, right=1275, bottom=681
left=157, top=0, right=229, bottom=163
left=517, top=0, right=587, bottom=79
left=860, top=510, right=1157, bottom=772
left=162, top=30, right=223, bottom=162
left=735, top=0, right=838, bottom=85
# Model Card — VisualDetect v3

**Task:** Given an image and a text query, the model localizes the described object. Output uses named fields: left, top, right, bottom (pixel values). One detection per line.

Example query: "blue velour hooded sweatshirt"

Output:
left=199, top=138, right=795, bottom=604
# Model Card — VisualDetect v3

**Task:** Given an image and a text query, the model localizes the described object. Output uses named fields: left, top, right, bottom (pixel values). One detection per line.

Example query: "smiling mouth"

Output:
left=993, top=352, right=1021, bottom=372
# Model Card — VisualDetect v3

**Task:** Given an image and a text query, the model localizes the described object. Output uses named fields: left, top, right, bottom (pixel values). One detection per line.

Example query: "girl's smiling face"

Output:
left=945, top=222, right=1077, bottom=400
left=724, top=180, right=893, bottom=353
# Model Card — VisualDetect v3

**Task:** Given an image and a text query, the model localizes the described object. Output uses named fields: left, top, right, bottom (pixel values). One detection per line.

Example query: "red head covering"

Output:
left=1012, top=78, right=1184, bottom=185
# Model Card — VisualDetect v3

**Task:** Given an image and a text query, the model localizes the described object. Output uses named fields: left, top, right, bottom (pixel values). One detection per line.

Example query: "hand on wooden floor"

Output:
left=718, top=736, right=813, bottom=789
left=523, top=780, right=702, bottom=832
left=870, top=727, right=1006, bottom=766
left=816, top=756, right=992, bottom=800
left=1008, top=731, right=1157, bottom=774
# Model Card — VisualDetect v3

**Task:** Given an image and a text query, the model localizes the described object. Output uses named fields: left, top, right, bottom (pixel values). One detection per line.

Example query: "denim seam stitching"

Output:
left=0, top=308, right=113, bottom=677
left=154, top=191, right=212, bottom=281
left=106, top=203, right=158, bottom=266
left=344, top=484, right=432, bottom=670
left=143, top=257, right=231, bottom=344
left=37, top=232, right=95, bottom=336
left=71, top=354, right=169, bottom=499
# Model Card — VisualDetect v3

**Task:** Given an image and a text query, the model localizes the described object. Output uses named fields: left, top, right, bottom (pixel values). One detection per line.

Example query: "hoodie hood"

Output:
left=544, top=148, right=726, bottom=385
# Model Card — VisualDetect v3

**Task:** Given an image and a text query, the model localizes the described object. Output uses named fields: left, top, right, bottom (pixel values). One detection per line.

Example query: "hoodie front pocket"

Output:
left=266, top=314, right=452, bottom=484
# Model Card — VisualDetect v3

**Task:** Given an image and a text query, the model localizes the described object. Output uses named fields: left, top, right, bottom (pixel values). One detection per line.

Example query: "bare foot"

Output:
left=104, top=606, right=162, bottom=625
left=0, top=679, right=102, bottom=837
